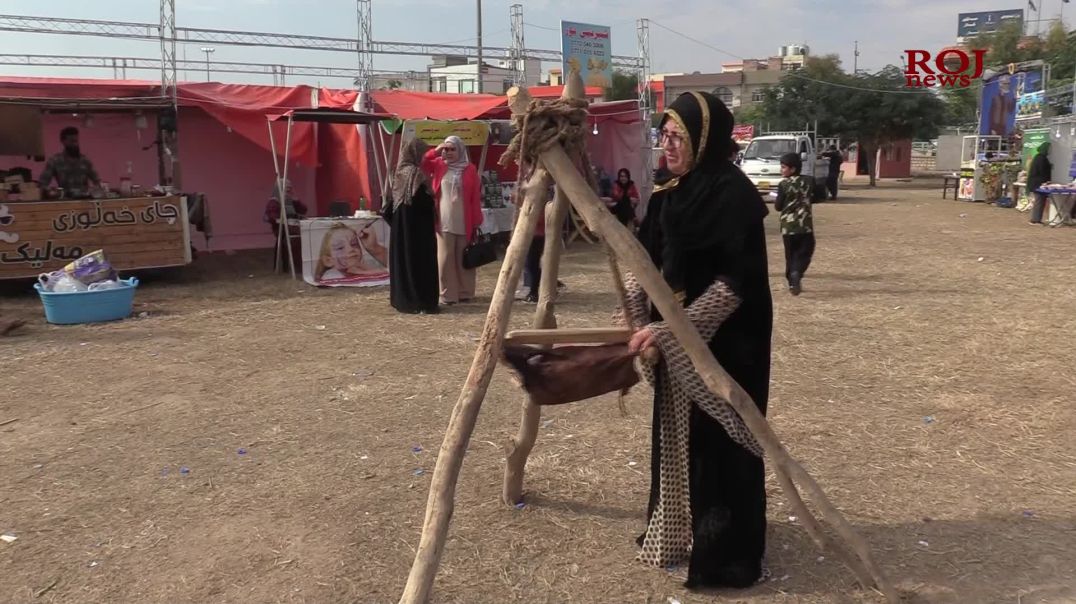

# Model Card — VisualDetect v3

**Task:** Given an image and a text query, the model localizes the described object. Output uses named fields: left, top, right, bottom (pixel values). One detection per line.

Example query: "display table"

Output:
left=1034, top=189, right=1076, bottom=227
left=480, top=206, right=516, bottom=235
left=0, top=196, right=191, bottom=280
left=942, top=173, right=960, bottom=199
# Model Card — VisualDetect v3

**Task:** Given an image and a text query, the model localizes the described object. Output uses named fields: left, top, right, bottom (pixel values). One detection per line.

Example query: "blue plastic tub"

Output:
left=33, top=278, right=140, bottom=325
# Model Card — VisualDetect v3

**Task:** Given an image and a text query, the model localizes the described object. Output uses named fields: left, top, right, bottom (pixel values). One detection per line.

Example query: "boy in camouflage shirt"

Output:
left=774, top=152, right=816, bottom=295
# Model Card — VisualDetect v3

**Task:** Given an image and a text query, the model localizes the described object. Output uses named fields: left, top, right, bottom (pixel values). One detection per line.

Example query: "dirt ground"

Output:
left=1, top=179, right=1074, bottom=604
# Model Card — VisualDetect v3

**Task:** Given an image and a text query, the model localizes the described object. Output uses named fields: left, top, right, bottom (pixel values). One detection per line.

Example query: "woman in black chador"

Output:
left=626, top=91, right=773, bottom=589
left=387, top=138, right=440, bottom=314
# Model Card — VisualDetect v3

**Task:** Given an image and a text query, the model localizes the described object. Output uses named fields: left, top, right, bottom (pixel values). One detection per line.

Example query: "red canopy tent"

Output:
left=1, top=77, right=648, bottom=249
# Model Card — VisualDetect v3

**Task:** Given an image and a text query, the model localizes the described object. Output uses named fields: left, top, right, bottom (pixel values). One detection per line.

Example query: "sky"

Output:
left=0, top=0, right=1070, bottom=87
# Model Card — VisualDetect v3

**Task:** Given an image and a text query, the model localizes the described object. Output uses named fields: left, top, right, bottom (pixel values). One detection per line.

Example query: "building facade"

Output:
left=663, top=46, right=805, bottom=111
left=425, top=54, right=541, bottom=95
left=663, top=68, right=782, bottom=111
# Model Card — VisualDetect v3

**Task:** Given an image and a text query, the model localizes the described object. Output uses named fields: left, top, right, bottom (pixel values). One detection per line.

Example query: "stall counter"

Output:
left=0, top=196, right=191, bottom=280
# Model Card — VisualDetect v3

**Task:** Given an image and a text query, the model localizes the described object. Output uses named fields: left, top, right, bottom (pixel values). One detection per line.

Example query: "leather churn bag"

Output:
left=500, top=343, right=641, bottom=406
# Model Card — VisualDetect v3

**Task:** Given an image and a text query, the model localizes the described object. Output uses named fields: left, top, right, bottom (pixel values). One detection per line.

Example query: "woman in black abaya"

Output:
left=387, top=139, right=440, bottom=314
left=626, top=91, right=773, bottom=589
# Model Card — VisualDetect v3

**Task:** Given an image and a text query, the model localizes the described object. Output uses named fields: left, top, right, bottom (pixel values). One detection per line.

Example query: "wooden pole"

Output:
left=538, top=146, right=900, bottom=603
left=502, top=77, right=583, bottom=506
left=502, top=186, right=570, bottom=505
left=504, top=327, right=632, bottom=346
left=398, top=166, right=549, bottom=604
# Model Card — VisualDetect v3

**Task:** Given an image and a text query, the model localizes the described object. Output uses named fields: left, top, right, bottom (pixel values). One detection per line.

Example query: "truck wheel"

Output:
left=813, top=184, right=827, bottom=202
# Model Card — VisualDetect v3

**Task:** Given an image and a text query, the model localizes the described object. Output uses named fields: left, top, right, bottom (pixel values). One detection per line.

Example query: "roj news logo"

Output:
left=904, top=49, right=988, bottom=88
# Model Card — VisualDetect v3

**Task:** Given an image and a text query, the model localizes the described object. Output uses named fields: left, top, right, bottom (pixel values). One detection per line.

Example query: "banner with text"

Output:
left=403, top=120, right=490, bottom=147
left=0, top=197, right=190, bottom=280
left=561, top=20, right=612, bottom=90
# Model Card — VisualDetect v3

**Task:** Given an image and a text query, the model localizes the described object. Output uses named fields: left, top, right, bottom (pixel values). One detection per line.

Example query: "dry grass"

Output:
left=1, top=179, right=1074, bottom=604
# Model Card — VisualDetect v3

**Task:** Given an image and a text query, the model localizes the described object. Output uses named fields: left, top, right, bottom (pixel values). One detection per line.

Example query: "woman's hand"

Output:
left=628, top=327, right=656, bottom=354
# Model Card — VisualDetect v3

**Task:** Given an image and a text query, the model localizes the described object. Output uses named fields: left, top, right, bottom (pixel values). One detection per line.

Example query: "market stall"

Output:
left=267, top=108, right=396, bottom=280
left=372, top=92, right=648, bottom=246
left=0, top=91, right=193, bottom=280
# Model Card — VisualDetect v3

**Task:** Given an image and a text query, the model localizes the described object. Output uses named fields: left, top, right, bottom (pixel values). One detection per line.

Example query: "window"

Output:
left=800, top=140, right=808, bottom=155
left=711, top=86, right=733, bottom=105
left=430, top=78, right=448, bottom=93
left=459, top=79, right=476, bottom=94
left=751, top=87, right=769, bottom=103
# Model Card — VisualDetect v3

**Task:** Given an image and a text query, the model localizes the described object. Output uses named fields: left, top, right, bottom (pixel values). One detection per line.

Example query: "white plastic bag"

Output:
left=52, top=274, right=89, bottom=293
left=87, top=280, right=123, bottom=291
left=38, top=271, right=64, bottom=292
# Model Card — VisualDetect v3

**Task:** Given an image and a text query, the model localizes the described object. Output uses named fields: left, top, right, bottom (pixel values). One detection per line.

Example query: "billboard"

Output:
left=561, top=21, right=612, bottom=89
left=957, top=10, right=1024, bottom=41
left=979, top=68, right=1044, bottom=136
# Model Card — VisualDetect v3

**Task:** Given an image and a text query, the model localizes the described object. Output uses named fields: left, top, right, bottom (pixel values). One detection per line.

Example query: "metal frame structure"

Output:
left=1, top=4, right=653, bottom=187
left=355, top=0, right=373, bottom=93
left=636, top=18, right=651, bottom=116
left=158, top=0, right=176, bottom=108
left=0, top=13, right=644, bottom=69
left=0, top=54, right=434, bottom=88
left=509, top=4, right=525, bottom=86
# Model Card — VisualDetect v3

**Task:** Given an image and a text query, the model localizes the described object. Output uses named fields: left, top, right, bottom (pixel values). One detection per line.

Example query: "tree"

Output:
left=605, top=70, right=639, bottom=101
left=756, top=54, right=847, bottom=134
left=839, top=67, right=947, bottom=185
left=733, top=103, right=765, bottom=127
left=757, top=61, right=947, bottom=186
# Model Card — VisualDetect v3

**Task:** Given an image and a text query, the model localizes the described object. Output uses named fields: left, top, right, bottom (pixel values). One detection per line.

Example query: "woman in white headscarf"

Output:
left=421, top=135, right=484, bottom=305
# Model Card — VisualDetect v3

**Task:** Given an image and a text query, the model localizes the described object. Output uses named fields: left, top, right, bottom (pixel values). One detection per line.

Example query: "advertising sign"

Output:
left=980, top=67, right=1045, bottom=135
left=0, top=197, right=190, bottom=279
left=732, top=125, right=755, bottom=142
left=561, top=21, right=613, bottom=89
left=300, top=217, right=390, bottom=288
left=957, top=10, right=1024, bottom=41
left=1021, top=128, right=1049, bottom=203
left=403, top=120, right=489, bottom=147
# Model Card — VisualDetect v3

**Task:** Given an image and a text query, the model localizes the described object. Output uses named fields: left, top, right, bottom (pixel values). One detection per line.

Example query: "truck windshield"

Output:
left=744, top=139, right=797, bottom=160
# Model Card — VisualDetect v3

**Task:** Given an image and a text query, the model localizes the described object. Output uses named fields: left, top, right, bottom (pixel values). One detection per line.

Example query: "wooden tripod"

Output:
left=397, top=78, right=900, bottom=604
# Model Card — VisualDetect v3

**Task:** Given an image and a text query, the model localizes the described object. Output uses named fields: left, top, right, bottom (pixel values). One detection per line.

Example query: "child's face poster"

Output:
left=300, top=217, right=390, bottom=287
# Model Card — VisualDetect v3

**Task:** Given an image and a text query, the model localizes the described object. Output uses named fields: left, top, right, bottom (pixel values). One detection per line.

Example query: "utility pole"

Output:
left=854, top=40, right=859, bottom=74
left=476, top=0, right=483, bottom=93
left=200, top=46, right=215, bottom=81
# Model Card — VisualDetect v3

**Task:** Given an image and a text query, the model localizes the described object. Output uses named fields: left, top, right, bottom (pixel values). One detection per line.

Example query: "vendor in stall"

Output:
left=264, top=179, right=309, bottom=234
left=38, top=127, right=101, bottom=199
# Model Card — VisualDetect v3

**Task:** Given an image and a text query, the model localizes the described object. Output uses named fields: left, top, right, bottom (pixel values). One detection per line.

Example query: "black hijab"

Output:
left=643, top=92, right=768, bottom=296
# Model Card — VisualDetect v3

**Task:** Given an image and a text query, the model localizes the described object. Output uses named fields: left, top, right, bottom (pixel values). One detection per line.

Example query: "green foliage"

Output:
left=755, top=57, right=947, bottom=184
left=605, top=70, right=639, bottom=101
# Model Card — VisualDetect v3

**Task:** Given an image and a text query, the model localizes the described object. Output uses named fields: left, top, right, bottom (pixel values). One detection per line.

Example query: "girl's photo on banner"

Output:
left=301, top=218, right=390, bottom=287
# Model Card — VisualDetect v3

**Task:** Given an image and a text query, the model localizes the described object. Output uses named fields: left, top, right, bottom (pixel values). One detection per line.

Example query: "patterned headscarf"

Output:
left=391, top=138, right=430, bottom=209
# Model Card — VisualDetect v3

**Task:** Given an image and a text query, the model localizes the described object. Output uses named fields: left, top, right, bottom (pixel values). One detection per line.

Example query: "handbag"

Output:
left=462, top=228, right=497, bottom=269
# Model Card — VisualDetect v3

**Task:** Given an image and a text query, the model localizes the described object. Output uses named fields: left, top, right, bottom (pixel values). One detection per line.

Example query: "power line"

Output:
left=649, top=19, right=938, bottom=95
left=523, top=22, right=558, bottom=33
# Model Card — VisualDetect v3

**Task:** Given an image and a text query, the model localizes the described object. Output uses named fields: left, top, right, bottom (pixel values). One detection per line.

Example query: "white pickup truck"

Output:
left=739, top=132, right=831, bottom=201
